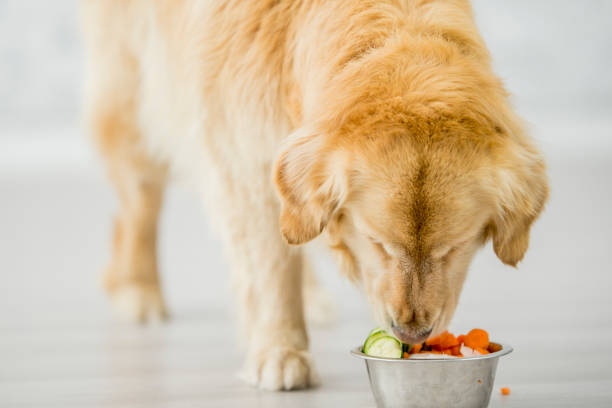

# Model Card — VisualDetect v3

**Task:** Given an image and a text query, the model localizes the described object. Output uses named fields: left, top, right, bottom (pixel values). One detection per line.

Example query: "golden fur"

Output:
left=82, top=0, right=548, bottom=391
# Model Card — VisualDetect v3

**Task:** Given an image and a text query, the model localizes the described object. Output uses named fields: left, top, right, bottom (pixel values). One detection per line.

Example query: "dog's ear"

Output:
left=488, top=141, right=549, bottom=266
left=273, top=127, right=345, bottom=245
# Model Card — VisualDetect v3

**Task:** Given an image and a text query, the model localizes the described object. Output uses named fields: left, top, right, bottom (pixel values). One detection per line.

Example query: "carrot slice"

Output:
left=410, top=344, right=423, bottom=354
left=403, top=351, right=410, bottom=359
left=439, top=332, right=460, bottom=349
left=425, top=331, right=446, bottom=347
left=501, top=387, right=510, bottom=396
left=450, top=345, right=461, bottom=355
left=457, top=335, right=465, bottom=344
left=464, top=329, right=489, bottom=349
left=488, top=342, right=502, bottom=353
left=475, top=347, right=490, bottom=355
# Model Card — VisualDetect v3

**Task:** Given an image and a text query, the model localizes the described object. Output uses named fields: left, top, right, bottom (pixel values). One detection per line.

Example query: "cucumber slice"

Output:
left=364, top=336, right=403, bottom=358
left=362, top=328, right=387, bottom=352
left=368, top=327, right=385, bottom=336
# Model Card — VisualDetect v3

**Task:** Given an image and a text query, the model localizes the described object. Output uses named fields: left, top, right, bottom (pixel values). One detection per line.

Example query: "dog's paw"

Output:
left=241, top=348, right=320, bottom=391
left=109, top=283, right=169, bottom=324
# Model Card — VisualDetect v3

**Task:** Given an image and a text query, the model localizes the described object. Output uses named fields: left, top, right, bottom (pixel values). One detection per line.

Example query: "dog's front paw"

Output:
left=108, top=283, right=168, bottom=324
left=241, top=347, right=320, bottom=391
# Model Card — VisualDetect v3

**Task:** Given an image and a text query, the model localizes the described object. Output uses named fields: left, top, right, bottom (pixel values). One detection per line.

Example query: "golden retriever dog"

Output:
left=81, top=0, right=548, bottom=390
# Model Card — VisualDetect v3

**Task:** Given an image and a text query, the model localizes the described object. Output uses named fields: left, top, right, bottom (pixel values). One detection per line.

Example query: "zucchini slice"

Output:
left=363, top=336, right=403, bottom=358
left=362, top=328, right=386, bottom=352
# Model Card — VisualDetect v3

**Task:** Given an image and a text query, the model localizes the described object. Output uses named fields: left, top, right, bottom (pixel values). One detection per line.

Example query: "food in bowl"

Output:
left=353, top=331, right=513, bottom=408
left=363, top=328, right=501, bottom=359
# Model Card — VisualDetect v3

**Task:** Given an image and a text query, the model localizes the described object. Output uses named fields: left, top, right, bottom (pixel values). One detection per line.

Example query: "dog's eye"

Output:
left=368, top=236, right=392, bottom=259
left=439, top=237, right=473, bottom=262
left=441, top=246, right=458, bottom=264
left=435, top=239, right=467, bottom=260
left=432, top=245, right=453, bottom=259
left=367, top=236, right=384, bottom=247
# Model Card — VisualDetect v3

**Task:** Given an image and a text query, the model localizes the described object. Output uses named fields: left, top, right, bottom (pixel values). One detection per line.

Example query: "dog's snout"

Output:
left=389, top=304, right=434, bottom=343
left=391, top=323, right=432, bottom=344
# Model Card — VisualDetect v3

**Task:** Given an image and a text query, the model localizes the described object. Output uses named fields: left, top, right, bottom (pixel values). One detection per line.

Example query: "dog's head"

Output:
left=274, top=47, right=548, bottom=343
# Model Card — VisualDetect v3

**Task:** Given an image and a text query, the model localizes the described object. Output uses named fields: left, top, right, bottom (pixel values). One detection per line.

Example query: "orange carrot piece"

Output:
left=425, top=331, right=446, bottom=347
left=450, top=345, right=461, bottom=355
left=488, top=342, right=502, bottom=353
left=403, top=352, right=410, bottom=359
left=464, top=329, right=489, bottom=349
left=410, top=344, right=423, bottom=354
left=457, top=335, right=465, bottom=344
left=440, top=332, right=460, bottom=349
left=475, top=347, right=490, bottom=355
left=442, top=349, right=453, bottom=355
left=501, top=387, right=510, bottom=396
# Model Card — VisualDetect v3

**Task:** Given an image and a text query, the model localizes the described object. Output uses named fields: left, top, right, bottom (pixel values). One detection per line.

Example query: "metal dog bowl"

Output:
left=351, top=343, right=512, bottom=408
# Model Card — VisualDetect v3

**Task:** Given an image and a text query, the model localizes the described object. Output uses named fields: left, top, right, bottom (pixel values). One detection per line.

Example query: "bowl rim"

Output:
left=350, top=342, right=513, bottom=362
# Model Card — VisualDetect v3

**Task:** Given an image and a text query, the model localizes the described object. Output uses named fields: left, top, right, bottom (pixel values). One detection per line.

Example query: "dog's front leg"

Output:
left=240, top=248, right=319, bottom=391
left=213, top=176, right=319, bottom=391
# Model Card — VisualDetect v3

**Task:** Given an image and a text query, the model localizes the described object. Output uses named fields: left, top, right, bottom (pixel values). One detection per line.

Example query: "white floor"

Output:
left=1, top=115, right=612, bottom=407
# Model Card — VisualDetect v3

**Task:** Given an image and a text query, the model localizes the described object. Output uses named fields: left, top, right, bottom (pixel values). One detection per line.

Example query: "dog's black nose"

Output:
left=391, top=323, right=432, bottom=344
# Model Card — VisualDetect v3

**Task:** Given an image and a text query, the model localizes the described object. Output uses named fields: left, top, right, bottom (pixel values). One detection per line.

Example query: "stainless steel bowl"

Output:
left=351, top=343, right=512, bottom=408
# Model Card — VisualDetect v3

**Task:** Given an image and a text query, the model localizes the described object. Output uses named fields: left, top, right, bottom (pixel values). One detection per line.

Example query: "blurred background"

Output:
left=1, top=1, right=611, bottom=407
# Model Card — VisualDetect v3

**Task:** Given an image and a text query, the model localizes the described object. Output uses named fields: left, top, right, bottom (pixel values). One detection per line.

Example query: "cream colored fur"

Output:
left=81, top=0, right=548, bottom=391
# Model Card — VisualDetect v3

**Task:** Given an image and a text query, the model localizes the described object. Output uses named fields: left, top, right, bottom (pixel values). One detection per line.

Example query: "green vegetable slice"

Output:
left=363, top=336, right=403, bottom=358
left=362, top=328, right=387, bottom=352
left=368, top=327, right=385, bottom=336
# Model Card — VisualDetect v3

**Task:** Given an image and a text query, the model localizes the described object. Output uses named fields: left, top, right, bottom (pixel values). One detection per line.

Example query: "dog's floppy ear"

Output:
left=489, top=141, right=549, bottom=266
left=274, top=127, right=345, bottom=245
